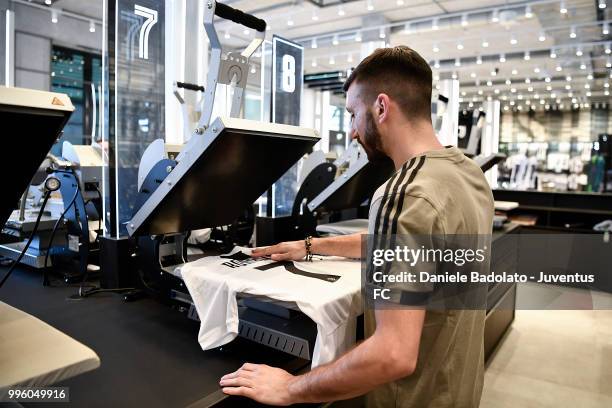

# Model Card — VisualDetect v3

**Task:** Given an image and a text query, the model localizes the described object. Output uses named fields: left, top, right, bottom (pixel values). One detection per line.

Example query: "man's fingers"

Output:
left=219, top=377, right=252, bottom=388
left=271, top=253, right=292, bottom=261
left=222, top=386, right=255, bottom=398
left=241, top=363, right=258, bottom=371
left=251, top=246, right=272, bottom=257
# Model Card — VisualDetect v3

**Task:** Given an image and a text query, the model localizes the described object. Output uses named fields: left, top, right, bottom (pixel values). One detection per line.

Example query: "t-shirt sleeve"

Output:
left=367, top=194, right=444, bottom=306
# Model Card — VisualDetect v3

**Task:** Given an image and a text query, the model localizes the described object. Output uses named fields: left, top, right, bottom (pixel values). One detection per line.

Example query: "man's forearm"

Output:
left=311, top=232, right=363, bottom=259
left=288, top=333, right=413, bottom=403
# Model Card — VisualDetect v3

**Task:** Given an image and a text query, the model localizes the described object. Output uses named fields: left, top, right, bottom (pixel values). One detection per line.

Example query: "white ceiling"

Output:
left=32, top=0, right=612, bottom=108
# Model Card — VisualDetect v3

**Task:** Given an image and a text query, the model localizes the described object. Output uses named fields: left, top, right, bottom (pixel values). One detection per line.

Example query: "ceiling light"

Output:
left=566, top=75, right=572, bottom=81
left=51, top=8, right=59, bottom=23
left=512, top=69, right=518, bottom=75
left=491, top=69, right=497, bottom=76
left=403, top=23, right=411, bottom=34
left=487, top=80, right=493, bottom=86
left=250, top=65, right=256, bottom=74
left=605, top=82, right=610, bottom=88
left=311, top=38, right=317, bottom=49
left=332, top=35, right=339, bottom=46
left=457, top=41, right=464, bottom=50
left=586, top=91, right=592, bottom=96
left=379, top=27, right=386, bottom=39
left=585, top=83, right=590, bottom=89
left=510, top=35, right=518, bottom=45
left=367, top=0, right=374, bottom=11
left=525, top=4, right=533, bottom=18
left=311, top=59, right=317, bottom=68
left=243, top=28, right=250, bottom=35
left=599, top=0, right=607, bottom=9
left=455, top=58, right=461, bottom=67
left=432, top=18, right=439, bottom=30
left=545, top=77, right=551, bottom=82
left=45, top=0, right=52, bottom=4
left=355, top=31, right=362, bottom=42
left=433, top=43, right=439, bottom=52
left=560, top=1, right=568, bottom=14
left=524, top=51, right=530, bottom=60
left=550, top=49, right=557, bottom=58
left=224, top=30, right=230, bottom=39
left=534, top=67, right=541, bottom=73
left=491, top=9, right=499, bottom=23
left=495, top=89, right=500, bottom=94
left=556, top=65, right=562, bottom=71
left=397, top=0, right=405, bottom=5
left=347, top=54, right=354, bottom=63
left=565, top=84, right=571, bottom=90
left=312, top=11, right=319, bottom=21
left=476, top=56, right=482, bottom=65
left=546, top=85, right=552, bottom=91
left=329, top=56, right=335, bottom=65
left=287, top=18, right=294, bottom=26
left=338, top=6, right=345, bottom=16
left=539, top=31, right=546, bottom=42
left=580, top=62, right=586, bottom=69
left=528, top=86, right=534, bottom=92
left=576, top=47, right=583, bottom=56
left=506, top=79, right=512, bottom=85
left=434, top=60, right=440, bottom=68
left=89, top=20, right=95, bottom=33
left=511, top=88, right=516, bottom=93
left=482, top=39, right=489, bottom=48
left=607, top=59, right=612, bottom=68
left=478, top=90, right=483, bottom=95
left=606, top=43, right=611, bottom=54
left=588, top=73, right=594, bottom=80
left=470, top=72, right=476, bottom=78
left=604, top=22, right=610, bottom=35
left=569, top=26, right=576, bottom=38
left=461, top=14, right=468, bottom=27
left=452, top=72, right=458, bottom=79
left=525, top=78, right=531, bottom=84
left=499, top=53, right=506, bottom=62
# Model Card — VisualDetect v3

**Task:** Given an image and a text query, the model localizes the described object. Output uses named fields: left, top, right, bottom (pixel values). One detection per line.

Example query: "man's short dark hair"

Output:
left=343, top=46, right=432, bottom=121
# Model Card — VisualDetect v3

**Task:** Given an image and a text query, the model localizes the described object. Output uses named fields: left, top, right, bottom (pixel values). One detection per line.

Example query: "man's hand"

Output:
left=251, top=240, right=306, bottom=261
left=220, top=363, right=297, bottom=406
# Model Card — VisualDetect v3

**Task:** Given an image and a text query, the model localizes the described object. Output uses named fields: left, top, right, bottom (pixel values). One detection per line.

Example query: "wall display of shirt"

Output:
left=105, top=0, right=165, bottom=237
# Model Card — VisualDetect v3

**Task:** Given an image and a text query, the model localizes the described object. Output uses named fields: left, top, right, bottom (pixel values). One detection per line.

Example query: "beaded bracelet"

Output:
left=305, top=235, right=313, bottom=262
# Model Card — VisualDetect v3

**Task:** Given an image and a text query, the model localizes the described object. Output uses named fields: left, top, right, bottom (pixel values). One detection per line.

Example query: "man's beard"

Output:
left=358, top=110, right=388, bottom=161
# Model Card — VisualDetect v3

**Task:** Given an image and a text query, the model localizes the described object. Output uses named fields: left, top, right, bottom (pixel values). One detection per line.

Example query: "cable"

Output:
left=43, top=187, right=79, bottom=285
left=0, top=192, right=51, bottom=289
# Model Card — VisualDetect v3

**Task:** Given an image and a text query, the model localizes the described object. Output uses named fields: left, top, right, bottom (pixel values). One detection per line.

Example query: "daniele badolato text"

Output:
left=369, top=246, right=595, bottom=285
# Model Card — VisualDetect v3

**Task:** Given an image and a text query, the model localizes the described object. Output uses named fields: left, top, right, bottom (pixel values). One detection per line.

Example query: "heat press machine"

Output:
left=120, top=1, right=322, bottom=358
left=0, top=86, right=75, bottom=287
left=255, top=141, right=395, bottom=245
left=0, top=139, right=103, bottom=284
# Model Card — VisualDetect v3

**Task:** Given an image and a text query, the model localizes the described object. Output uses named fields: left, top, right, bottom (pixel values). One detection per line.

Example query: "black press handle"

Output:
left=214, top=2, right=266, bottom=33
left=176, top=82, right=205, bottom=92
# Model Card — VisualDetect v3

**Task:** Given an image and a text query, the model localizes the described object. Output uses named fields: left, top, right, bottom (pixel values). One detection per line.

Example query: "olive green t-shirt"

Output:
left=365, top=146, right=494, bottom=408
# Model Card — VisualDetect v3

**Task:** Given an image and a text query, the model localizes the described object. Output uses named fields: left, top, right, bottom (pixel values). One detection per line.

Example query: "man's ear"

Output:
left=376, top=94, right=391, bottom=123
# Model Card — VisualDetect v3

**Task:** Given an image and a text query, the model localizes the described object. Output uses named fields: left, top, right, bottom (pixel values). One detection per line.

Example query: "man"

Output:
left=220, top=46, right=494, bottom=407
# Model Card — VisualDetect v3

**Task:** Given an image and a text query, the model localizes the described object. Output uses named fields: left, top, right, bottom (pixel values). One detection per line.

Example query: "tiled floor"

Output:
left=481, top=284, right=612, bottom=407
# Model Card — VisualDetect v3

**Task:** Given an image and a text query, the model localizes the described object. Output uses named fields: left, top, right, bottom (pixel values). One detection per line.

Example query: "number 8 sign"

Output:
left=272, top=36, right=303, bottom=126
left=281, top=54, right=296, bottom=93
